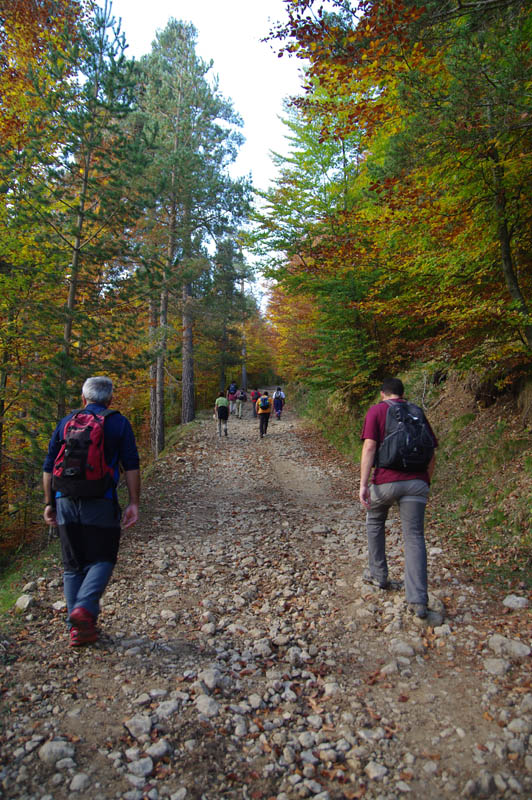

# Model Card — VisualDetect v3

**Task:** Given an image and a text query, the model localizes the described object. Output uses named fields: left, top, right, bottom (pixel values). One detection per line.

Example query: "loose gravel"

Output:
left=1, top=402, right=531, bottom=800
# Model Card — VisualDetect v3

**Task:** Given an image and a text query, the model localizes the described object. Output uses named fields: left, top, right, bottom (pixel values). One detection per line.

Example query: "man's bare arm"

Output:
left=359, top=438, right=377, bottom=509
left=122, top=469, right=140, bottom=529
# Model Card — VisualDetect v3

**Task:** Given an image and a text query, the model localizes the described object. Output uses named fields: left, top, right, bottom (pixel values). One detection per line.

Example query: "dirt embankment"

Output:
left=1, top=399, right=531, bottom=800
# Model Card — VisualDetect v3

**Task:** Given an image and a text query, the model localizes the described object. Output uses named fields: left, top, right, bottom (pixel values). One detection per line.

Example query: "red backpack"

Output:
left=52, top=409, right=118, bottom=498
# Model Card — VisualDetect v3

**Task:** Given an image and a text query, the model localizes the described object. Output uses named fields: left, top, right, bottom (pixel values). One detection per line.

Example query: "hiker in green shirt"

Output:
left=214, top=392, right=229, bottom=437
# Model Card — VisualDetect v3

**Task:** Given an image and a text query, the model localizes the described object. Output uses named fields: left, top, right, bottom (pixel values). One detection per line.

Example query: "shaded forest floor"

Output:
left=1, top=399, right=531, bottom=800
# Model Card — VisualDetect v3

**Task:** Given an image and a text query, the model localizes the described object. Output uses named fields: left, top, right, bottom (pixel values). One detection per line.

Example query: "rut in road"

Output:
left=1, top=401, right=531, bottom=800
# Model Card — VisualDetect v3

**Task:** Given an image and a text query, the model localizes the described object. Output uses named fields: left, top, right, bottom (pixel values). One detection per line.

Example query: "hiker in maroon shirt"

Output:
left=359, top=377, right=438, bottom=619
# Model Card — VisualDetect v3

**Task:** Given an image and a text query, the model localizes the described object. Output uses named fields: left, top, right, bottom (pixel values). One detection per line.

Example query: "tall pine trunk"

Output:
left=155, top=285, right=168, bottom=455
left=219, top=321, right=228, bottom=392
left=181, top=281, right=195, bottom=423
left=0, top=353, right=7, bottom=516
left=149, top=298, right=158, bottom=456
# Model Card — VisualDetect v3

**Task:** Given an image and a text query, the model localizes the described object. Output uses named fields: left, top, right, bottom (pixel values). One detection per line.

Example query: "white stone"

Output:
left=146, top=739, right=171, bottom=760
left=132, top=693, right=151, bottom=706
left=248, top=693, right=262, bottom=709
left=124, top=715, right=152, bottom=739
left=365, top=760, right=388, bottom=780
left=38, top=741, right=75, bottom=765
left=195, top=694, right=220, bottom=717
left=396, top=781, right=412, bottom=793
left=509, top=717, right=532, bottom=735
left=156, top=700, right=179, bottom=718
left=69, top=773, right=90, bottom=792
left=286, top=646, right=302, bottom=664
left=254, top=639, right=273, bottom=658
left=128, top=757, right=154, bottom=778
left=198, top=668, right=222, bottom=691
left=14, top=594, right=33, bottom=613
left=483, top=658, right=511, bottom=676
left=299, top=732, right=315, bottom=748
left=389, top=639, right=415, bottom=657
left=488, top=633, right=531, bottom=659
left=201, top=622, right=216, bottom=635
left=502, top=594, right=529, bottom=609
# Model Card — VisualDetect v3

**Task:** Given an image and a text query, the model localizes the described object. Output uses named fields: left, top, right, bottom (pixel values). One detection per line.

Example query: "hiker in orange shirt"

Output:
left=256, top=391, right=272, bottom=438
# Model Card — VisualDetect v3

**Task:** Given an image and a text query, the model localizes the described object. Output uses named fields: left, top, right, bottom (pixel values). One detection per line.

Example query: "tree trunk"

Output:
left=491, top=156, right=532, bottom=349
left=155, top=286, right=168, bottom=455
left=0, top=355, right=7, bottom=515
left=219, top=321, right=227, bottom=392
left=240, top=278, right=247, bottom=390
left=181, top=282, right=195, bottom=424
left=486, top=102, right=532, bottom=350
left=149, top=298, right=158, bottom=456
left=241, top=339, right=247, bottom=391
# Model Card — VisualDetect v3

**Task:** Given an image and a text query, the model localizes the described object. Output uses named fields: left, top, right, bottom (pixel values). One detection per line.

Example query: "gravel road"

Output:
left=2, top=402, right=531, bottom=800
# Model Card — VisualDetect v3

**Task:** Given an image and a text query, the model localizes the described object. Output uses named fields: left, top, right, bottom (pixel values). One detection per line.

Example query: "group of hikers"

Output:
left=214, top=382, right=286, bottom=438
left=43, top=374, right=437, bottom=648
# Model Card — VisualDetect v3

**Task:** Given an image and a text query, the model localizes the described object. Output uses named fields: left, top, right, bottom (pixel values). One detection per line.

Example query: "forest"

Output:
left=0, top=0, right=531, bottom=559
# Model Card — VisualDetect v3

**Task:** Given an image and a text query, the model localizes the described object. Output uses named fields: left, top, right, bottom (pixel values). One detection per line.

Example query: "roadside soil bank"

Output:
left=1, top=401, right=531, bottom=800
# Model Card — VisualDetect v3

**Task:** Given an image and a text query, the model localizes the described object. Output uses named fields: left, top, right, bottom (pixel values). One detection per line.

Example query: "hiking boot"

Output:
left=362, top=568, right=390, bottom=590
left=70, top=626, right=98, bottom=647
left=408, top=603, right=428, bottom=619
left=69, top=606, right=95, bottom=630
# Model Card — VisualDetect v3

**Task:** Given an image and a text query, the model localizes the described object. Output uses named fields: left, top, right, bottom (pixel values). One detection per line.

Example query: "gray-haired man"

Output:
left=43, top=377, right=140, bottom=646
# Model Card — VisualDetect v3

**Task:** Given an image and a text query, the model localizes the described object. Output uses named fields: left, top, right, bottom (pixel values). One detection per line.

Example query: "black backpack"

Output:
left=259, top=396, right=270, bottom=410
left=376, top=401, right=434, bottom=472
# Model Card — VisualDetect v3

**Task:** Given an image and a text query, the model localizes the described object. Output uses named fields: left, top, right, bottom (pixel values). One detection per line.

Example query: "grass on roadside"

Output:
left=0, top=539, right=61, bottom=617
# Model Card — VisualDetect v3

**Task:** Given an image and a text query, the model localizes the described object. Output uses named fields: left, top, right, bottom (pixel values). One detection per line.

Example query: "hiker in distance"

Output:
left=214, top=391, right=229, bottom=436
left=235, top=387, right=247, bottom=419
left=250, top=387, right=261, bottom=418
left=256, top=390, right=272, bottom=438
left=273, top=386, right=286, bottom=420
left=43, top=376, right=140, bottom=646
left=227, top=381, right=238, bottom=415
left=359, top=377, right=438, bottom=619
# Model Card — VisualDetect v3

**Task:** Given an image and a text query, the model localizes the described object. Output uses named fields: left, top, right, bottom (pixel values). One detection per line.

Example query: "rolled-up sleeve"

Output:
left=43, top=423, right=63, bottom=473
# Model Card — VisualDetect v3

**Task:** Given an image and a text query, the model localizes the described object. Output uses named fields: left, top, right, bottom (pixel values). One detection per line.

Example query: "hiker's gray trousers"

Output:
left=366, top=479, right=430, bottom=604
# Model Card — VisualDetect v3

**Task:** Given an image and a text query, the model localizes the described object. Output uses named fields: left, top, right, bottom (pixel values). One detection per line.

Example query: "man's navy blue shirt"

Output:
left=43, top=403, right=140, bottom=499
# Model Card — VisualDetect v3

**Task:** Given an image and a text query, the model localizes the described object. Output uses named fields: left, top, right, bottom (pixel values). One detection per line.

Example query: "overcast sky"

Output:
left=101, top=0, right=305, bottom=191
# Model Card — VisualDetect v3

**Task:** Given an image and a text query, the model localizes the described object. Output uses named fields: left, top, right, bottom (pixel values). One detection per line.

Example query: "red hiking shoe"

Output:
left=70, top=626, right=98, bottom=647
left=69, top=607, right=97, bottom=646
left=69, top=606, right=95, bottom=629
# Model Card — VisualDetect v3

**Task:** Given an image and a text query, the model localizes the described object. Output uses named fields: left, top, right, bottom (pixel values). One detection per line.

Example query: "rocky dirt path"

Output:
left=2, top=402, right=531, bottom=800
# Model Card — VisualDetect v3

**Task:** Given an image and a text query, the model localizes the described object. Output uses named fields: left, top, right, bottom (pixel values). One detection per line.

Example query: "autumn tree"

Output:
left=263, top=0, right=532, bottom=394
left=6, top=0, right=148, bottom=415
